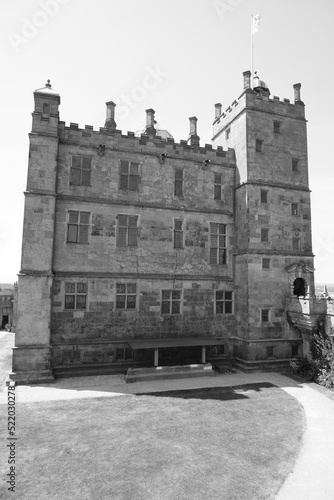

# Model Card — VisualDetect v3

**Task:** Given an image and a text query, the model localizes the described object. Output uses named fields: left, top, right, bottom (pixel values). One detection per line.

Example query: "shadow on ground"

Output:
left=136, top=382, right=276, bottom=401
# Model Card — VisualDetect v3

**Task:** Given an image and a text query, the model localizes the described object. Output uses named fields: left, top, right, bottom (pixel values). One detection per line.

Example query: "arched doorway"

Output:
left=293, top=277, right=306, bottom=297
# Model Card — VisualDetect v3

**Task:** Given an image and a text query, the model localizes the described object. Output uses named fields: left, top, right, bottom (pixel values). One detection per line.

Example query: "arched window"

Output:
left=293, top=278, right=306, bottom=297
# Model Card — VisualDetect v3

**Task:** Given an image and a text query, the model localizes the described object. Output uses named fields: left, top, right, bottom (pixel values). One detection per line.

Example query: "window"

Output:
left=214, top=173, right=223, bottom=200
left=260, top=190, right=268, bottom=203
left=261, top=228, right=269, bottom=243
left=291, top=203, right=299, bottom=216
left=161, top=290, right=181, bottom=315
left=266, top=346, right=274, bottom=358
left=67, top=211, right=90, bottom=243
left=116, top=283, right=137, bottom=310
left=174, top=219, right=183, bottom=249
left=262, top=258, right=270, bottom=269
left=256, top=139, right=263, bottom=152
left=273, top=121, right=281, bottom=134
left=43, top=103, right=50, bottom=114
left=215, top=291, right=233, bottom=314
left=64, top=282, right=87, bottom=310
left=292, top=345, right=299, bottom=357
left=116, top=214, right=138, bottom=247
left=292, top=237, right=300, bottom=251
left=119, top=161, right=139, bottom=191
left=210, top=223, right=227, bottom=265
left=70, top=156, right=92, bottom=186
left=225, top=128, right=230, bottom=140
left=174, top=168, right=183, bottom=197
left=292, top=158, right=299, bottom=172
left=261, top=309, right=270, bottom=323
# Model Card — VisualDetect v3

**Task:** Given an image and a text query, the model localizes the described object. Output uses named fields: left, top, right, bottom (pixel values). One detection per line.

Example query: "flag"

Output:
left=252, top=14, right=261, bottom=35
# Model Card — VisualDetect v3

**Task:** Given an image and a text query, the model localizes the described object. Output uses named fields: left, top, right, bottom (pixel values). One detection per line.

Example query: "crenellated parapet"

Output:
left=57, top=120, right=236, bottom=165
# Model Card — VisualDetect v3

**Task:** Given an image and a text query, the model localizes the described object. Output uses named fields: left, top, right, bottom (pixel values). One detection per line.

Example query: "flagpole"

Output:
left=251, top=14, right=253, bottom=89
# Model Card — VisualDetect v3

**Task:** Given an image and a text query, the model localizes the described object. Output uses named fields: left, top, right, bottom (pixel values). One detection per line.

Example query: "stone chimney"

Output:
left=145, top=108, right=156, bottom=135
left=105, top=101, right=116, bottom=130
left=293, top=83, right=302, bottom=103
left=243, top=70, right=252, bottom=90
left=214, top=103, right=222, bottom=120
left=187, top=116, right=200, bottom=147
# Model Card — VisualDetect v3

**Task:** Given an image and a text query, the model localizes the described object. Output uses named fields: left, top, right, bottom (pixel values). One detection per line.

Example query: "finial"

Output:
left=46, top=79, right=51, bottom=88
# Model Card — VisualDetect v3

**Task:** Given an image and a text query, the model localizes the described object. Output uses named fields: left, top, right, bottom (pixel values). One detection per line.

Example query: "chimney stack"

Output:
left=214, top=103, right=222, bottom=120
left=187, top=116, right=200, bottom=147
left=243, top=70, right=252, bottom=90
left=293, top=83, right=302, bottom=103
left=105, top=101, right=116, bottom=130
left=145, top=108, right=156, bottom=135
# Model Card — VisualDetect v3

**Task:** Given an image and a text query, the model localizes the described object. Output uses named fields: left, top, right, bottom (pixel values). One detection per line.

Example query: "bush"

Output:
left=311, top=333, right=334, bottom=389
left=289, top=356, right=318, bottom=381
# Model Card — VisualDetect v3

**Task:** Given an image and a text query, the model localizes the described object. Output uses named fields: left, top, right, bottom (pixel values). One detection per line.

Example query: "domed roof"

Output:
left=135, top=122, right=174, bottom=140
left=253, top=72, right=269, bottom=91
left=35, top=79, right=59, bottom=95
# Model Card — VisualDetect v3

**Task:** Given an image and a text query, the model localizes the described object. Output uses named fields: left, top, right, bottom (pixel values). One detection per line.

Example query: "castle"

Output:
left=10, top=70, right=331, bottom=383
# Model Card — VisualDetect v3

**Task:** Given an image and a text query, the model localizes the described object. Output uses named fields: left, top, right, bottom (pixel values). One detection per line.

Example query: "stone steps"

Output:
left=125, top=363, right=216, bottom=383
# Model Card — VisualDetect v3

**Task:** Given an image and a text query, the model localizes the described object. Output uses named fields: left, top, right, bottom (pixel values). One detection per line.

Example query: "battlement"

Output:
left=57, top=120, right=236, bottom=164
left=213, top=75, right=305, bottom=139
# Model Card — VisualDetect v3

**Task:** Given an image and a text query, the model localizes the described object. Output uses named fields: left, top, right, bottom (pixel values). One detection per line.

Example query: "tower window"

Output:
left=292, top=237, right=300, bottom=251
left=214, top=173, right=223, bottom=200
left=261, top=190, right=268, bottom=203
left=119, top=161, right=140, bottom=191
left=261, top=228, right=269, bottom=243
left=262, top=258, right=270, bottom=269
left=292, top=159, right=299, bottom=172
left=273, top=121, right=281, bottom=134
left=173, top=219, right=183, bottom=249
left=256, top=139, right=263, bottom=152
left=174, top=168, right=183, bottom=197
left=43, top=103, right=50, bottom=114
left=261, top=309, right=270, bottom=323
left=291, top=203, right=299, bottom=216
left=266, top=346, right=274, bottom=358
left=210, top=223, right=227, bottom=265
left=292, top=345, right=299, bottom=357
left=225, top=128, right=230, bottom=140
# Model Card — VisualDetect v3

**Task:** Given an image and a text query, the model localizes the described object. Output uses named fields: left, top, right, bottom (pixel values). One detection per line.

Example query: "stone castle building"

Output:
left=10, top=71, right=329, bottom=383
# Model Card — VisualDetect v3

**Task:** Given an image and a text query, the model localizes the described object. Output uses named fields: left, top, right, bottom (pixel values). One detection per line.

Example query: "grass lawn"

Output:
left=0, top=382, right=304, bottom=500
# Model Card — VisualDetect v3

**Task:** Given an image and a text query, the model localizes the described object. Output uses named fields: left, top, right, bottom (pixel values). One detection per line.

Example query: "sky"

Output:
left=1, top=0, right=333, bottom=284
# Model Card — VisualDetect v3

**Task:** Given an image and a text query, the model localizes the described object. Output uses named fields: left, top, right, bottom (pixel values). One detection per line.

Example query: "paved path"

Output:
left=1, top=359, right=334, bottom=498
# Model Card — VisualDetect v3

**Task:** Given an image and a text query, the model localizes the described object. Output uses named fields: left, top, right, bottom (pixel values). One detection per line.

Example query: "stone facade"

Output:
left=10, top=73, right=324, bottom=382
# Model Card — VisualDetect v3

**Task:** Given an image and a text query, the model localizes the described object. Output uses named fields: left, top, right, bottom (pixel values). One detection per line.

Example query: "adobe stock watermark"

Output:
left=213, top=0, right=244, bottom=21
left=314, top=235, right=334, bottom=263
left=116, top=65, right=169, bottom=121
left=8, top=0, right=72, bottom=53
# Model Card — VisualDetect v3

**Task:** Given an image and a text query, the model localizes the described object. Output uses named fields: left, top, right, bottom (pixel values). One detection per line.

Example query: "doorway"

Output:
left=293, top=278, right=306, bottom=297
left=1, top=315, right=9, bottom=329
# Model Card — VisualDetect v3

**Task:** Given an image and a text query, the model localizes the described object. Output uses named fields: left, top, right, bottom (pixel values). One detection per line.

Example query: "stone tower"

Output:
left=11, top=81, right=60, bottom=383
left=212, top=71, right=314, bottom=367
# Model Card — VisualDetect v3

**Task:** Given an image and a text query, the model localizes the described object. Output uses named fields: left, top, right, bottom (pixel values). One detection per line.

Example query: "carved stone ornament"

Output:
left=98, top=144, right=105, bottom=156
left=286, top=262, right=314, bottom=295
